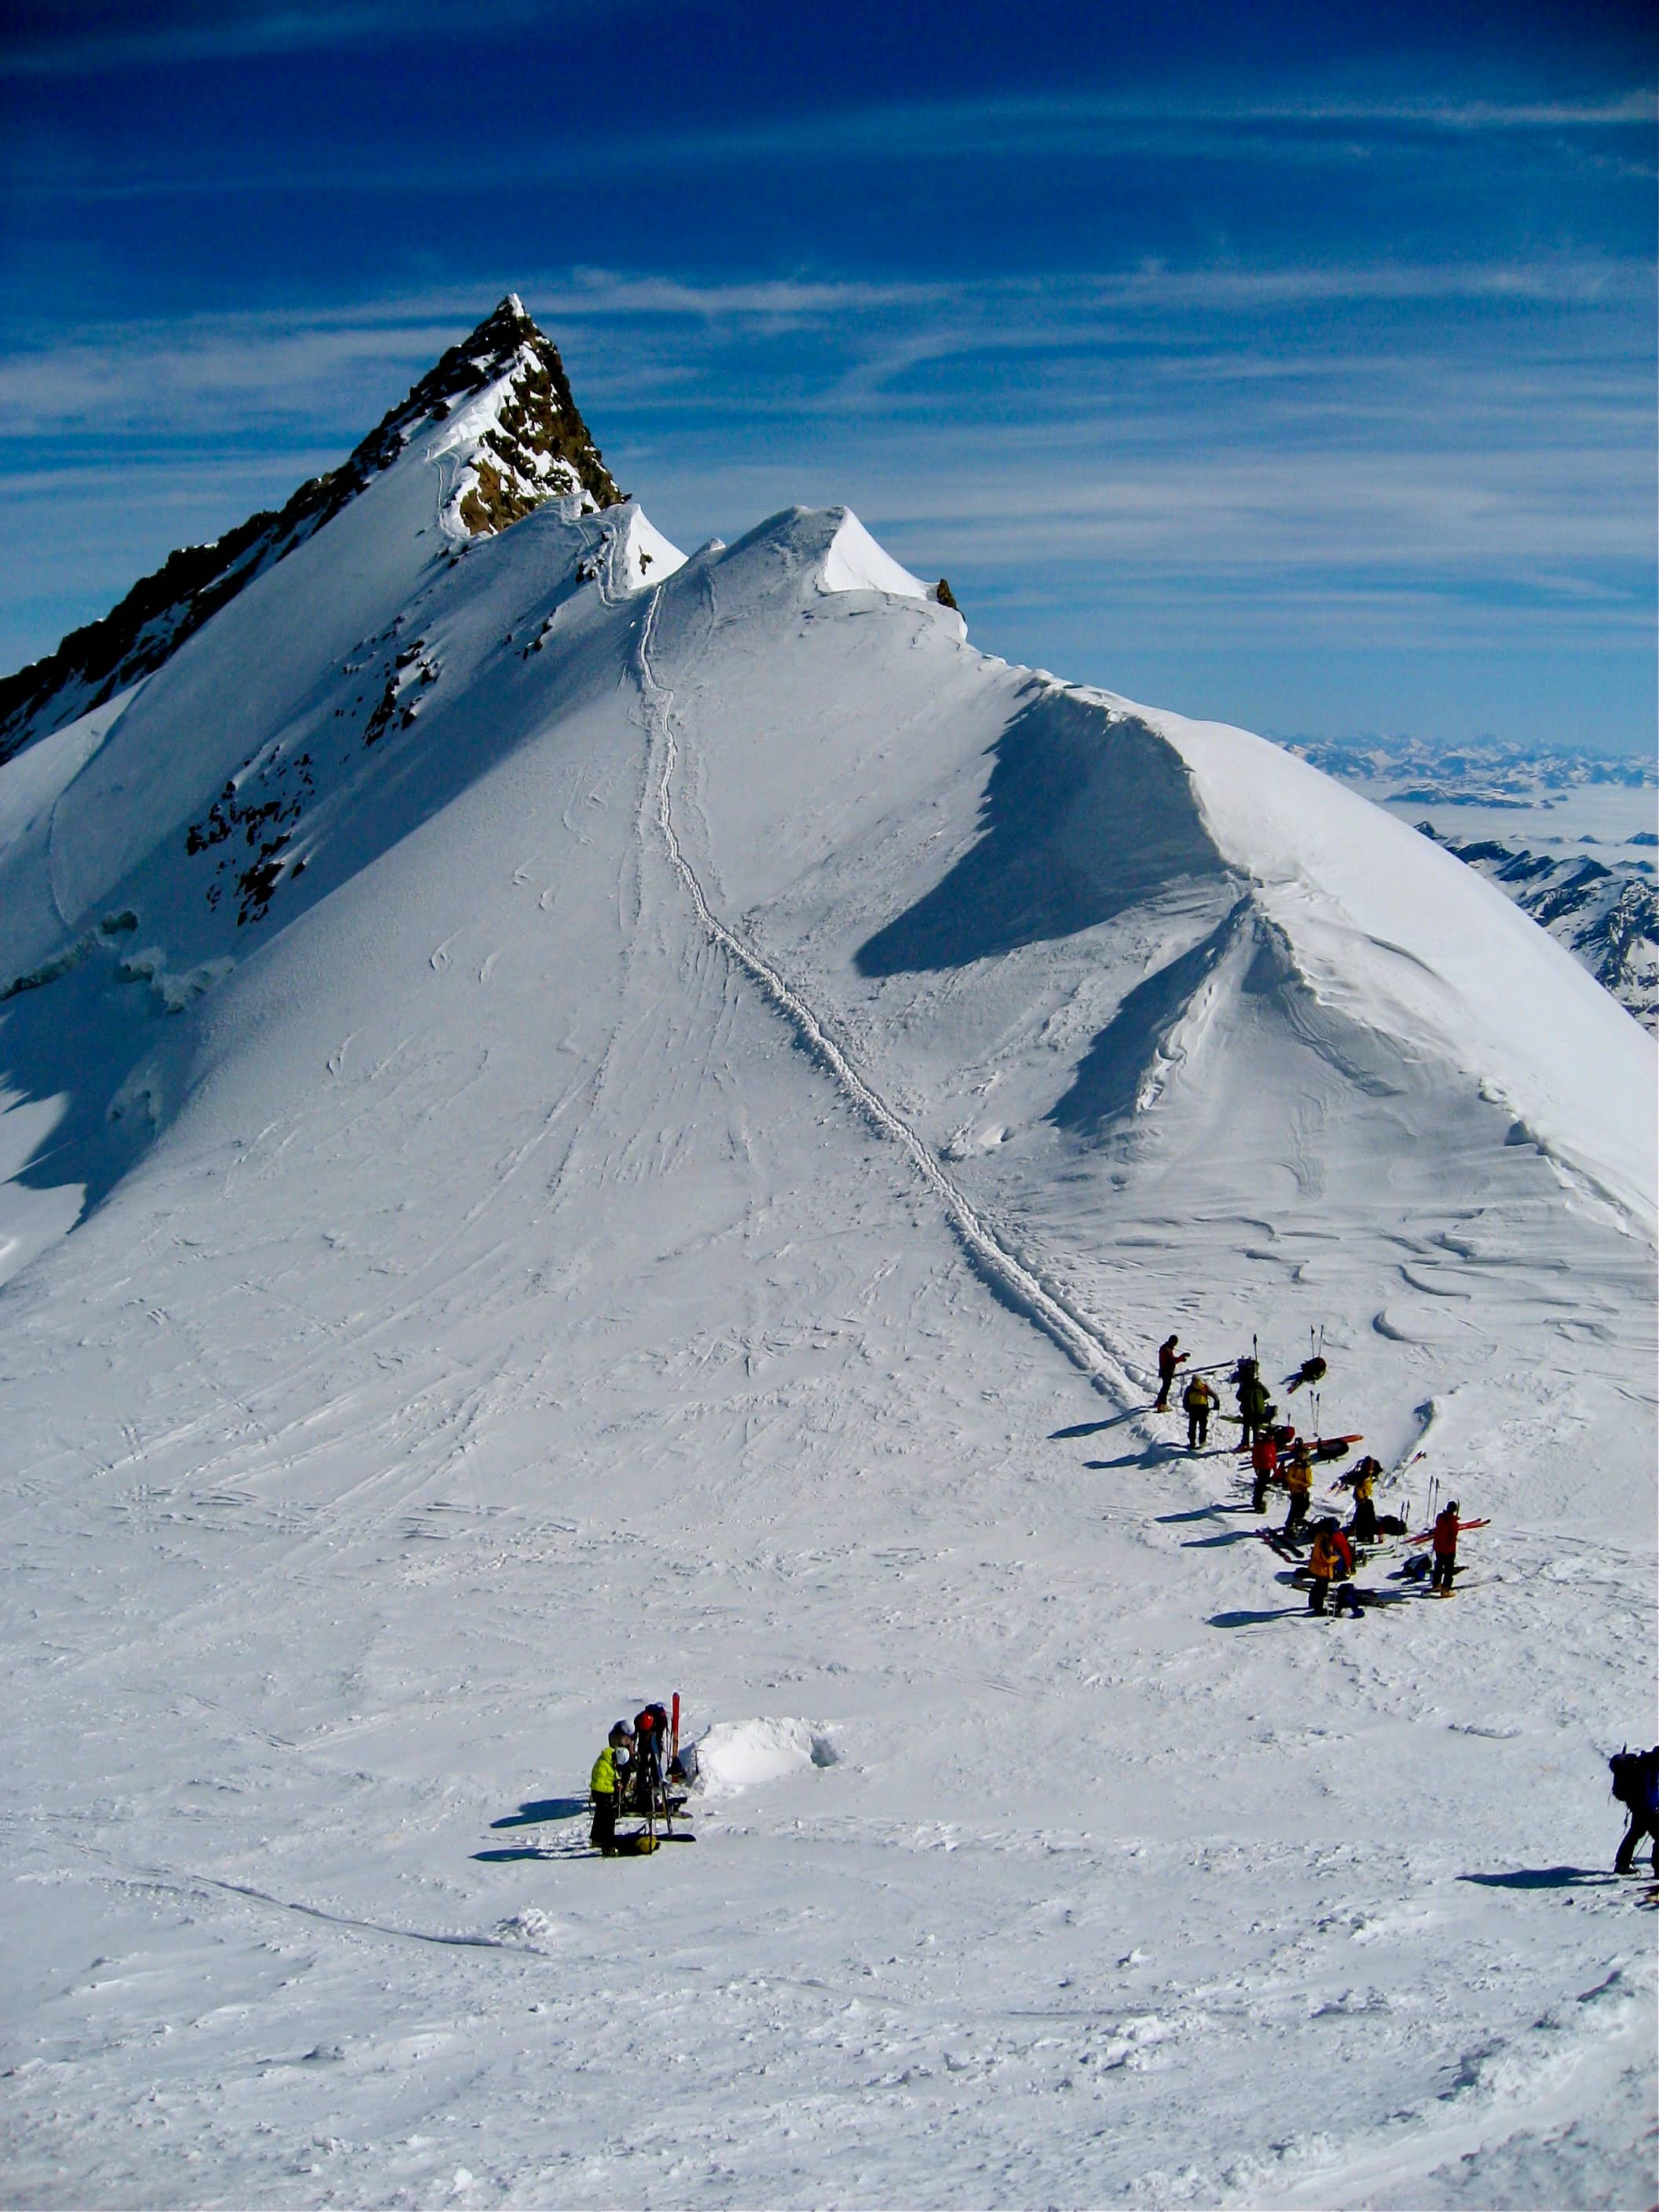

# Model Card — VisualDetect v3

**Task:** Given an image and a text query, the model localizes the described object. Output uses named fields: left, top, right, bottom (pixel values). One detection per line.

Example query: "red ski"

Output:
left=1408, top=1518, right=1490, bottom=1545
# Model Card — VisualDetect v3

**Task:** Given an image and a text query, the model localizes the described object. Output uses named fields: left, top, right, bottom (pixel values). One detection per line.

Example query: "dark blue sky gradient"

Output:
left=2, top=0, right=1654, bottom=747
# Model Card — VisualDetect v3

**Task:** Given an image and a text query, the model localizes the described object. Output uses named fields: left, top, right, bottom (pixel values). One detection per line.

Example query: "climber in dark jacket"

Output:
left=1234, top=1359, right=1272, bottom=1448
left=1154, top=1334, right=1186, bottom=1411
left=1610, top=1746, right=1659, bottom=1874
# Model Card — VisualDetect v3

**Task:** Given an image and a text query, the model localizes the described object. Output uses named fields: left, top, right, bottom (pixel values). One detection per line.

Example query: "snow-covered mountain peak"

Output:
left=0, top=296, right=619, bottom=767
left=419, top=295, right=622, bottom=537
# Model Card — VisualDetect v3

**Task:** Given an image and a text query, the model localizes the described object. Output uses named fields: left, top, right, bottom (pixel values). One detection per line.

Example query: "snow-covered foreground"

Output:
left=2, top=323, right=1655, bottom=2207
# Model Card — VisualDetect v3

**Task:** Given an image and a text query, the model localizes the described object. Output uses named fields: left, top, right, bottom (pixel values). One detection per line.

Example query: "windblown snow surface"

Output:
left=1, top=394, right=1655, bottom=2210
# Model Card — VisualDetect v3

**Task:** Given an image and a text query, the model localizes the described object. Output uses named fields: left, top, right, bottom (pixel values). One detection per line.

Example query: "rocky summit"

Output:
left=0, top=297, right=617, bottom=769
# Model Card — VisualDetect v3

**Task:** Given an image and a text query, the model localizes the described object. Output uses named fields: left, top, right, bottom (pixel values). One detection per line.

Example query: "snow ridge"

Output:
left=637, top=584, right=1134, bottom=1395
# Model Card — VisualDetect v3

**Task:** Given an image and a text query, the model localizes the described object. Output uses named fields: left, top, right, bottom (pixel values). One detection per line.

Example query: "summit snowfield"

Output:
left=2, top=304, right=1654, bottom=2210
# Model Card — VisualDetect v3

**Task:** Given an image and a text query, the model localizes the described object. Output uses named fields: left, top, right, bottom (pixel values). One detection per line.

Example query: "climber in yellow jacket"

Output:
left=591, top=1720, right=633, bottom=1855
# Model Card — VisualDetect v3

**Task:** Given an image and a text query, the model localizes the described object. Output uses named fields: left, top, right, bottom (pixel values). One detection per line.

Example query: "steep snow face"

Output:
left=0, top=298, right=619, bottom=767
left=1419, top=823, right=1659, bottom=1032
left=1, top=494, right=1654, bottom=2207
left=0, top=453, right=679, bottom=1278
left=1122, top=696, right=1656, bottom=1229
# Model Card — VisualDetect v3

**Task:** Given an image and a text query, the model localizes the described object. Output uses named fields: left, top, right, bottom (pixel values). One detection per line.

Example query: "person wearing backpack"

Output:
left=1234, top=1359, right=1272, bottom=1448
left=1610, top=1746, right=1659, bottom=1873
left=1280, top=1445, right=1314, bottom=1544
left=1344, top=1456, right=1382, bottom=1545
left=1306, top=1520, right=1361, bottom=1616
left=1182, top=1371, right=1218, bottom=1451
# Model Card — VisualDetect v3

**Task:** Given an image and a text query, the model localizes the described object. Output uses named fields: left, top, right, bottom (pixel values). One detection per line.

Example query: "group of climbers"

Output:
left=1150, top=1328, right=1478, bottom=1622
left=588, top=1700, right=687, bottom=1856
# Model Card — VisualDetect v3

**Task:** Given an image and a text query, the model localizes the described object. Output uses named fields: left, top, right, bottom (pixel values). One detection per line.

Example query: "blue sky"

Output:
left=2, top=0, right=1654, bottom=751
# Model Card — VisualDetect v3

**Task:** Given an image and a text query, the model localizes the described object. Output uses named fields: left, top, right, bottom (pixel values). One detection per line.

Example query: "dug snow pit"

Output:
left=496, top=1908, right=561, bottom=1944
left=694, top=1718, right=836, bottom=1792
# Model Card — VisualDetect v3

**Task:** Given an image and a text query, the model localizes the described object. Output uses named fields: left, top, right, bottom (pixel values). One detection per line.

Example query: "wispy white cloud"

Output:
left=13, top=78, right=1654, bottom=205
left=5, top=255, right=1639, bottom=430
left=2, top=255, right=1650, bottom=678
left=632, top=86, right=1659, bottom=168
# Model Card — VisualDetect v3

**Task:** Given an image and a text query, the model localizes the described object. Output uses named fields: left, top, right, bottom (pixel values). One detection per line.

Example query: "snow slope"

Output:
left=1, top=324, right=1655, bottom=2209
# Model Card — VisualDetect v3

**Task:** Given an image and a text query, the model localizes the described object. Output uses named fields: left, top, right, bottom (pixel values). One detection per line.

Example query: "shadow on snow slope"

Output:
left=855, top=695, right=1225, bottom=976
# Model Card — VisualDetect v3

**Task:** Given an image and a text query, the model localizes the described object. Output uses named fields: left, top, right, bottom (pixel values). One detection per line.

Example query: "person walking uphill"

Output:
left=1154, top=1335, right=1187, bottom=1412
left=1183, top=1371, right=1218, bottom=1452
left=590, top=1721, right=634, bottom=1855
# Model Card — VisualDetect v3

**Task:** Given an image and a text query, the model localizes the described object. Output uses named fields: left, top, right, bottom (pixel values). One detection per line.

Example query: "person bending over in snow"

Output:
left=590, top=1721, right=634, bottom=1855
left=1609, top=1746, right=1659, bottom=1874
left=1306, top=1521, right=1361, bottom=1617
left=1182, top=1371, right=1218, bottom=1452
left=1154, top=1334, right=1186, bottom=1411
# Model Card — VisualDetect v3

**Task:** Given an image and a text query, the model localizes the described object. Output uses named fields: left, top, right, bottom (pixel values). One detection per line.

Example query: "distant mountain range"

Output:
left=1285, top=735, right=1657, bottom=1030
left=1414, top=825, right=1657, bottom=1033
left=1284, top=733, right=1655, bottom=801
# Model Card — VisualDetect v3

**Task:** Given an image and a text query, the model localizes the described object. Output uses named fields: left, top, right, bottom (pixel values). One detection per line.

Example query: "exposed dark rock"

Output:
left=0, top=296, right=619, bottom=768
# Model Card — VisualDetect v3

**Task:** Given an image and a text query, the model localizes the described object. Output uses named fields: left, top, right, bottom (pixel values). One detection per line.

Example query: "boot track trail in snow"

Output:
left=635, top=581, right=1137, bottom=1400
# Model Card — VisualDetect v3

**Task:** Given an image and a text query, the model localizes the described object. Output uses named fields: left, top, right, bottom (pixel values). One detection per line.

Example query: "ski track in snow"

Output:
left=635, top=582, right=1136, bottom=1401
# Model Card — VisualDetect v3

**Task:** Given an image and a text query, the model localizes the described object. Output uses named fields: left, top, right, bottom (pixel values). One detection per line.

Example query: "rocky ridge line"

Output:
left=0, top=296, right=620, bottom=768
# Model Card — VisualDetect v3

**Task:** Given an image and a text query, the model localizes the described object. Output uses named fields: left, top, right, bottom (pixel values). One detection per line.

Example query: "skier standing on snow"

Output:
left=1183, top=1371, right=1218, bottom=1452
left=1234, top=1359, right=1271, bottom=1448
left=1154, top=1334, right=1187, bottom=1412
left=1280, top=1444, right=1314, bottom=1543
left=1251, top=1427, right=1279, bottom=1514
left=632, top=1702, right=671, bottom=1815
left=590, top=1721, right=633, bottom=1855
left=1430, top=1500, right=1467, bottom=1594
left=1345, top=1456, right=1382, bottom=1546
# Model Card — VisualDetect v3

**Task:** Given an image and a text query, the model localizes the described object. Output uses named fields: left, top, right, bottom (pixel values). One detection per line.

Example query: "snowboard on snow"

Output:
left=1236, top=1433, right=1361, bottom=1458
